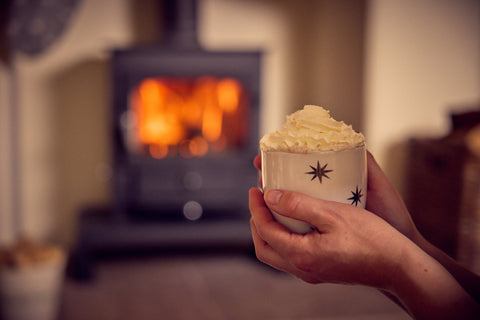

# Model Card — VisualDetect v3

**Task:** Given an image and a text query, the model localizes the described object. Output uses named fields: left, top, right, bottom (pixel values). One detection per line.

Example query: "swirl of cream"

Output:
left=260, top=105, right=365, bottom=152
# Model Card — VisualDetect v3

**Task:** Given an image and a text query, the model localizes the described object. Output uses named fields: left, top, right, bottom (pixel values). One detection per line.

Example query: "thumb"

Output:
left=264, top=190, right=340, bottom=232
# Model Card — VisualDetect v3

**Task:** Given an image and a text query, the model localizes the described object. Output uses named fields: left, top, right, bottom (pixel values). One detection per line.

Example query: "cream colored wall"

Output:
left=0, top=65, right=14, bottom=244
left=286, top=0, right=366, bottom=132
left=0, top=0, right=135, bottom=245
left=364, top=0, right=480, bottom=180
left=0, top=0, right=364, bottom=246
left=200, top=0, right=291, bottom=136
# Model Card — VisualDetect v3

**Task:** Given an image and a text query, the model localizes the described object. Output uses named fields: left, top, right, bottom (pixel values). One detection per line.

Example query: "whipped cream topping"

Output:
left=260, top=105, right=365, bottom=152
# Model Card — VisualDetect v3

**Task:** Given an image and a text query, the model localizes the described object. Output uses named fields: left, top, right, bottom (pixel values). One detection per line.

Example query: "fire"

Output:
left=217, top=78, right=241, bottom=112
left=130, top=76, right=246, bottom=158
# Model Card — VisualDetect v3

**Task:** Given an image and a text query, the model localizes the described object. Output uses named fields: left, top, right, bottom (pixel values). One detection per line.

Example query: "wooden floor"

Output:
left=57, top=253, right=410, bottom=320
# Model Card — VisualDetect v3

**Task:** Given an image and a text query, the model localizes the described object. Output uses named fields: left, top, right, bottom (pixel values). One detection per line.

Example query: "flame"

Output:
left=202, top=103, right=223, bottom=142
left=217, top=78, right=241, bottom=113
left=130, top=76, right=245, bottom=158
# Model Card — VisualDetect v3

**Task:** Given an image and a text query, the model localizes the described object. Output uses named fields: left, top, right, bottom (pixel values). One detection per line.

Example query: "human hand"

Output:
left=249, top=187, right=410, bottom=289
left=365, top=152, right=420, bottom=242
left=249, top=188, right=480, bottom=319
left=254, top=151, right=421, bottom=243
left=253, top=154, right=262, bottom=187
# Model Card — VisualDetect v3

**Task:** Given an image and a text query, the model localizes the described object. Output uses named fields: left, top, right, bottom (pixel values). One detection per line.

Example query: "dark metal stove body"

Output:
left=112, top=47, right=261, bottom=221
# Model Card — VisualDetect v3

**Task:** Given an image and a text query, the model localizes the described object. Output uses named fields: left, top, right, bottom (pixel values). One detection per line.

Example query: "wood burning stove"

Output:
left=112, top=47, right=260, bottom=220
left=109, top=0, right=261, bottom=222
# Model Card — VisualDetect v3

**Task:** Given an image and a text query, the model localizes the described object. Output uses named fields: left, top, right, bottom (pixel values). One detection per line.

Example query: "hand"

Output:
left=249, top=188, right=410, bottom=289
left=253, top=154, right=262, bottom=187
left=365, top=152, right=420, bottom=242
left=254, top=151, right=421, bottom=243
left=249, top=188, right=480, bottom=319
left=250, top=151, right=480, bottom=318
left=366, top=153, right=480, bottom=306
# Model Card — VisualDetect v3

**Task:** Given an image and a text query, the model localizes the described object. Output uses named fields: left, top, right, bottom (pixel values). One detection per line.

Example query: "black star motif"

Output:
left=348, top=186, right=363, bottom=206
left=306, top=161, right=333, bottom=183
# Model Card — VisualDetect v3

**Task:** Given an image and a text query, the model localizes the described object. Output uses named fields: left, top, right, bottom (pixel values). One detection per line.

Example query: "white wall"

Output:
left=365, top=0, right=480, bottom=173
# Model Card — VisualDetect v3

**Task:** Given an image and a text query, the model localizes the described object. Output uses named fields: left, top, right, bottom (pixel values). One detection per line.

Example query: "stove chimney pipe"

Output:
left=162, top=0, right=200, bottom=49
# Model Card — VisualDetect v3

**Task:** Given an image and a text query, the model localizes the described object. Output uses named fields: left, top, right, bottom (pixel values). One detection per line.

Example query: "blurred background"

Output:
left=0, top=0, right=479, bottom=319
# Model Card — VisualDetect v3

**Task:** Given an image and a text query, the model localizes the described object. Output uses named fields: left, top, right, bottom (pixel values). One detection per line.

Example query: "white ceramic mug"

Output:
left=261, top=146, right=367, bottom=234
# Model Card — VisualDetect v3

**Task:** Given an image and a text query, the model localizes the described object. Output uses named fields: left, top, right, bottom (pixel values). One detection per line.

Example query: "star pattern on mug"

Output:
left=306, top=161, right=333, bottom=183
left=348, top=186, right=363, bottom=206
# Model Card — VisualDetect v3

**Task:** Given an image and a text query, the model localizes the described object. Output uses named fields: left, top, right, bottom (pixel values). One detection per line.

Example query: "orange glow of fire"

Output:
left=130, top=76, right=245, bottom=159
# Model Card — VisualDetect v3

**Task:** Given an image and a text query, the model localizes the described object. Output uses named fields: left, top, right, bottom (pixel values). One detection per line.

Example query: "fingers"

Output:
left=365, top=151, right=418, bottom=242
left=249, top=188, right=299, bottom=272
left=249, top=188, right=311, bottom=265
left=250, top=217, right=320, bottom=283
left=366, top=150, right=396, bottom=194
left=250, top=218, right=291, bottom=272
left=249, top=188, right=275, bottom=225
left=249, top=188, right=294, bottom=247
left=253, top=154, right=262, bottom=187
left=249, top=188, right=325, bottom=283
left=253, top=154, right=261, bottom=170
left=263, top=190, right=342, bottom=233
left=365, top=151, right=406, bottom=212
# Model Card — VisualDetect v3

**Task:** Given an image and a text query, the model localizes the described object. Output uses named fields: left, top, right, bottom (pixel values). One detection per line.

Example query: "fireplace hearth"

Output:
left=70, top=0, right=261, bottom=279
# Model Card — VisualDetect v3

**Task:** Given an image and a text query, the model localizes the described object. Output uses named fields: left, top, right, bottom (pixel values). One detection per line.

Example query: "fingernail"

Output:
left=266, top=190, right=282, bottom=205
